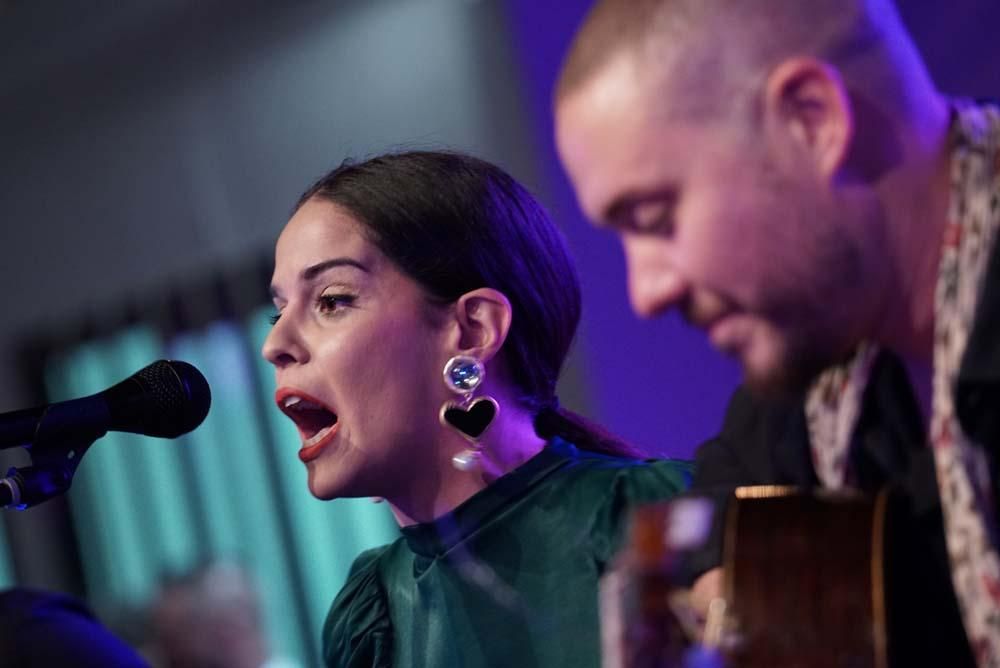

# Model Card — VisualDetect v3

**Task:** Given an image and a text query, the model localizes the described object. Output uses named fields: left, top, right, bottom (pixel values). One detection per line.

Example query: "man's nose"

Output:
left=623, top=238, right=689, bottom=318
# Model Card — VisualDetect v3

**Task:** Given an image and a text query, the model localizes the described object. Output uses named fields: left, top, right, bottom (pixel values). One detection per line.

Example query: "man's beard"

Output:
left=738, top=196, right=869, bottom=400
left=741, top=318, right=855, bottom=401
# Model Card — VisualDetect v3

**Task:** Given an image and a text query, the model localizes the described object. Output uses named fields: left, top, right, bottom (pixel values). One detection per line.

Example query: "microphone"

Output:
left=0, top=360, right=211, bottom=508
left=0, top=360, right=211, bottom=449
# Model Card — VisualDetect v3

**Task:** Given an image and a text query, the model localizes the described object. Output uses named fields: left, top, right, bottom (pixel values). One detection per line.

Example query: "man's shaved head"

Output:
left=557, top=0, right=930, bottom=123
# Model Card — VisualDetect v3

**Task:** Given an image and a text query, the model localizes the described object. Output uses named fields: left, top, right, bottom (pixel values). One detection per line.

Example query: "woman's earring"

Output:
left=439, top=355, right=499, bottom=472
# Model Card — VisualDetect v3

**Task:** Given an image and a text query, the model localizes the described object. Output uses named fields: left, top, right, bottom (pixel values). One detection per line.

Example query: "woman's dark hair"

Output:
left=297, top=150, right=642, bottom=458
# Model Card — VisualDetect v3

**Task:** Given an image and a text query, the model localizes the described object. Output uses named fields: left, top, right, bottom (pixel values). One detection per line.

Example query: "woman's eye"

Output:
left=317, top=293, right=356, bottom=315
left=268, top=312, right=281, bottom=326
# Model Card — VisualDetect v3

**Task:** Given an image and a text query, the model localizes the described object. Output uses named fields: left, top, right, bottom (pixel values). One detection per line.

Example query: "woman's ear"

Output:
left=762, top=57, right=855, bottom=181
left=448, top=288, right=513, bottom=363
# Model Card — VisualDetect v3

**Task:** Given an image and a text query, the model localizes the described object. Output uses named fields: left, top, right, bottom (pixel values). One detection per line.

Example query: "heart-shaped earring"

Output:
left=441, top=397, right=500, bottom=440
left=439, top=355, right=499, bottom=471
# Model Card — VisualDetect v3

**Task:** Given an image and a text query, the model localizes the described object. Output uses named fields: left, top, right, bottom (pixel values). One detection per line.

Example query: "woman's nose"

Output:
left=261, top=313, right=309, bottom=368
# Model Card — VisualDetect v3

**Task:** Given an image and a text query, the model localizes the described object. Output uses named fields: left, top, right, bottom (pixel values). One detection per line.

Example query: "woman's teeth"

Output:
left=284, top=395, right=323, bottom=410
left=304, top=424, right=336, bottom=447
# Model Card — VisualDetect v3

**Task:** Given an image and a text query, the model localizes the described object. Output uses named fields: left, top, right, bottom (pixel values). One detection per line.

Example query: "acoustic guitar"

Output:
left=720, top=485, right=889, bottom=668
left=601, top=485, right=891, bottom=668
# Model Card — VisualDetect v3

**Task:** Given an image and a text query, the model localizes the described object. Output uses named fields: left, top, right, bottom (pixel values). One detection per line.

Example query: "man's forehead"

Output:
left=556, top=60, right=647, bottom=215
left=556, top=58, right=695, bottom=224
left=566, top=50, right=647, bottom=113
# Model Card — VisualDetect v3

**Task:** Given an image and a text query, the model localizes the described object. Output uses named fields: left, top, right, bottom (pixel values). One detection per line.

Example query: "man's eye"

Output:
left=635, top=205, right=675, bottom=235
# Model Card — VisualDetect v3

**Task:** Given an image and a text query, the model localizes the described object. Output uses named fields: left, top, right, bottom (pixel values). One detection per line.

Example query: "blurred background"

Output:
left=0, top=0, right=998, bottom=665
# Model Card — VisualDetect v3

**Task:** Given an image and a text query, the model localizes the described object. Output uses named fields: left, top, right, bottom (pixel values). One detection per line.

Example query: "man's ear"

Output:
left=448, top=288, right=513, bottom=363
left=762, top=57, right=854, bottom=180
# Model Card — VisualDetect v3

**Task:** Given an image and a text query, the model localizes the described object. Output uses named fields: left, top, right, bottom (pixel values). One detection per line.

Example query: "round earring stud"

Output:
left=443, top=355, right=485, bottom=395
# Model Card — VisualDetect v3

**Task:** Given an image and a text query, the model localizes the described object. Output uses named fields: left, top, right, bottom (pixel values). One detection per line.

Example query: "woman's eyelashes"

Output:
left=267, top=290, right=357, bottom=326
left=316, top=291, right=357, bottom=316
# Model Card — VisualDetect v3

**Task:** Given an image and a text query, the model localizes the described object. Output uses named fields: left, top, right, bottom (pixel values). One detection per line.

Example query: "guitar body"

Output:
left=603, top=488, right=896, bottom=668
left=723, top=486, right=889, bottom=668
left=605, top=486, right=973, bottom=667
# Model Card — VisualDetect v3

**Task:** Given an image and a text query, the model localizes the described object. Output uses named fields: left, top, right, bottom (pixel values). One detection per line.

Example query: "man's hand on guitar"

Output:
left=691, top=567, right=723, bottom=625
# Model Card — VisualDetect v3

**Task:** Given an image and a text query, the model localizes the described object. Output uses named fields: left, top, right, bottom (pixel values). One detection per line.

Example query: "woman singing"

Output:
left=262, top=151, right=690, bottom=667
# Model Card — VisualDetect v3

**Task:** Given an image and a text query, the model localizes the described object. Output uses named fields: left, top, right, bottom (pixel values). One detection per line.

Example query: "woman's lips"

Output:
left=298, top=422, right=339, bottom=463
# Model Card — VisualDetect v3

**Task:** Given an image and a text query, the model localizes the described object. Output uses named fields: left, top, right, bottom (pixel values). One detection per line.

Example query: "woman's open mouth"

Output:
left=275, top=388, right=339, bottom=462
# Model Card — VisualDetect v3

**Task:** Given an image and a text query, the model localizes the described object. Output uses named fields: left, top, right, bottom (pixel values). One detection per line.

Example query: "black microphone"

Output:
left=0, top=360, right=211, bottom=449
left=0, top=360, right=211, bottom=508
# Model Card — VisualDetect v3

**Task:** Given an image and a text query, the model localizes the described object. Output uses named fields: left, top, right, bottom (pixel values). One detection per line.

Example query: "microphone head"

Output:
left=105, top=360, right=212, bottom=438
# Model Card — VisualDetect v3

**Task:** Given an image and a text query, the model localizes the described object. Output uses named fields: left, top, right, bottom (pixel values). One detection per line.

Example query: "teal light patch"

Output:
left=40, top=311, right=398, bottom=667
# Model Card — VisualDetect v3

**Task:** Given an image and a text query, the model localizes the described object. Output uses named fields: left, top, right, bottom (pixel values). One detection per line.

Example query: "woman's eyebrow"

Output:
left=301, top=257, right=370, bottom=282
left=269, top=257, right=370, bottom=299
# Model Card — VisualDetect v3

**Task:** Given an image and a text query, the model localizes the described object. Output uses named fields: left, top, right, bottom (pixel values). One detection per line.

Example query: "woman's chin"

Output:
left=307, top=465, right=376, bottom=501
left=306, top=468, right=346, bottom=501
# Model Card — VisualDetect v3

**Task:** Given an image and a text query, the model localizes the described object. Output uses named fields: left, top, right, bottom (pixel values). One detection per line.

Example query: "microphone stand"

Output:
left=0, top=438, right=95, bottom=509
left=0, top=411, right=103, bottom=509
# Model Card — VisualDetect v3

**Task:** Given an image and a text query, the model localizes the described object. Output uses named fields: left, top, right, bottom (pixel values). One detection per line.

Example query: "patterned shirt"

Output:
left=805, top=100, right=1000, bottom=667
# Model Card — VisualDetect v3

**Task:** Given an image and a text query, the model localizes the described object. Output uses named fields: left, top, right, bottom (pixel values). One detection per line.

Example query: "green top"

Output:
left=323, top=438, right=692, bottom=668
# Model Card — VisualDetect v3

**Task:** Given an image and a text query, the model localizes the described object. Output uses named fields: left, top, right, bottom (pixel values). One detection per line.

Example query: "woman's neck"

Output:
left=388, top=402, right=547, bottom=526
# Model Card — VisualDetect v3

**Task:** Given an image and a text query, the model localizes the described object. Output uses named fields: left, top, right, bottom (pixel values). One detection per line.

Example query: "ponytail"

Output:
left=533, top=404, right=646, bottom=459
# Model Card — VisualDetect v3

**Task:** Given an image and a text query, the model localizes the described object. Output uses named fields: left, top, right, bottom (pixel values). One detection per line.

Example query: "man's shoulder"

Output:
left=693, top=385, right=812, bottom=488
